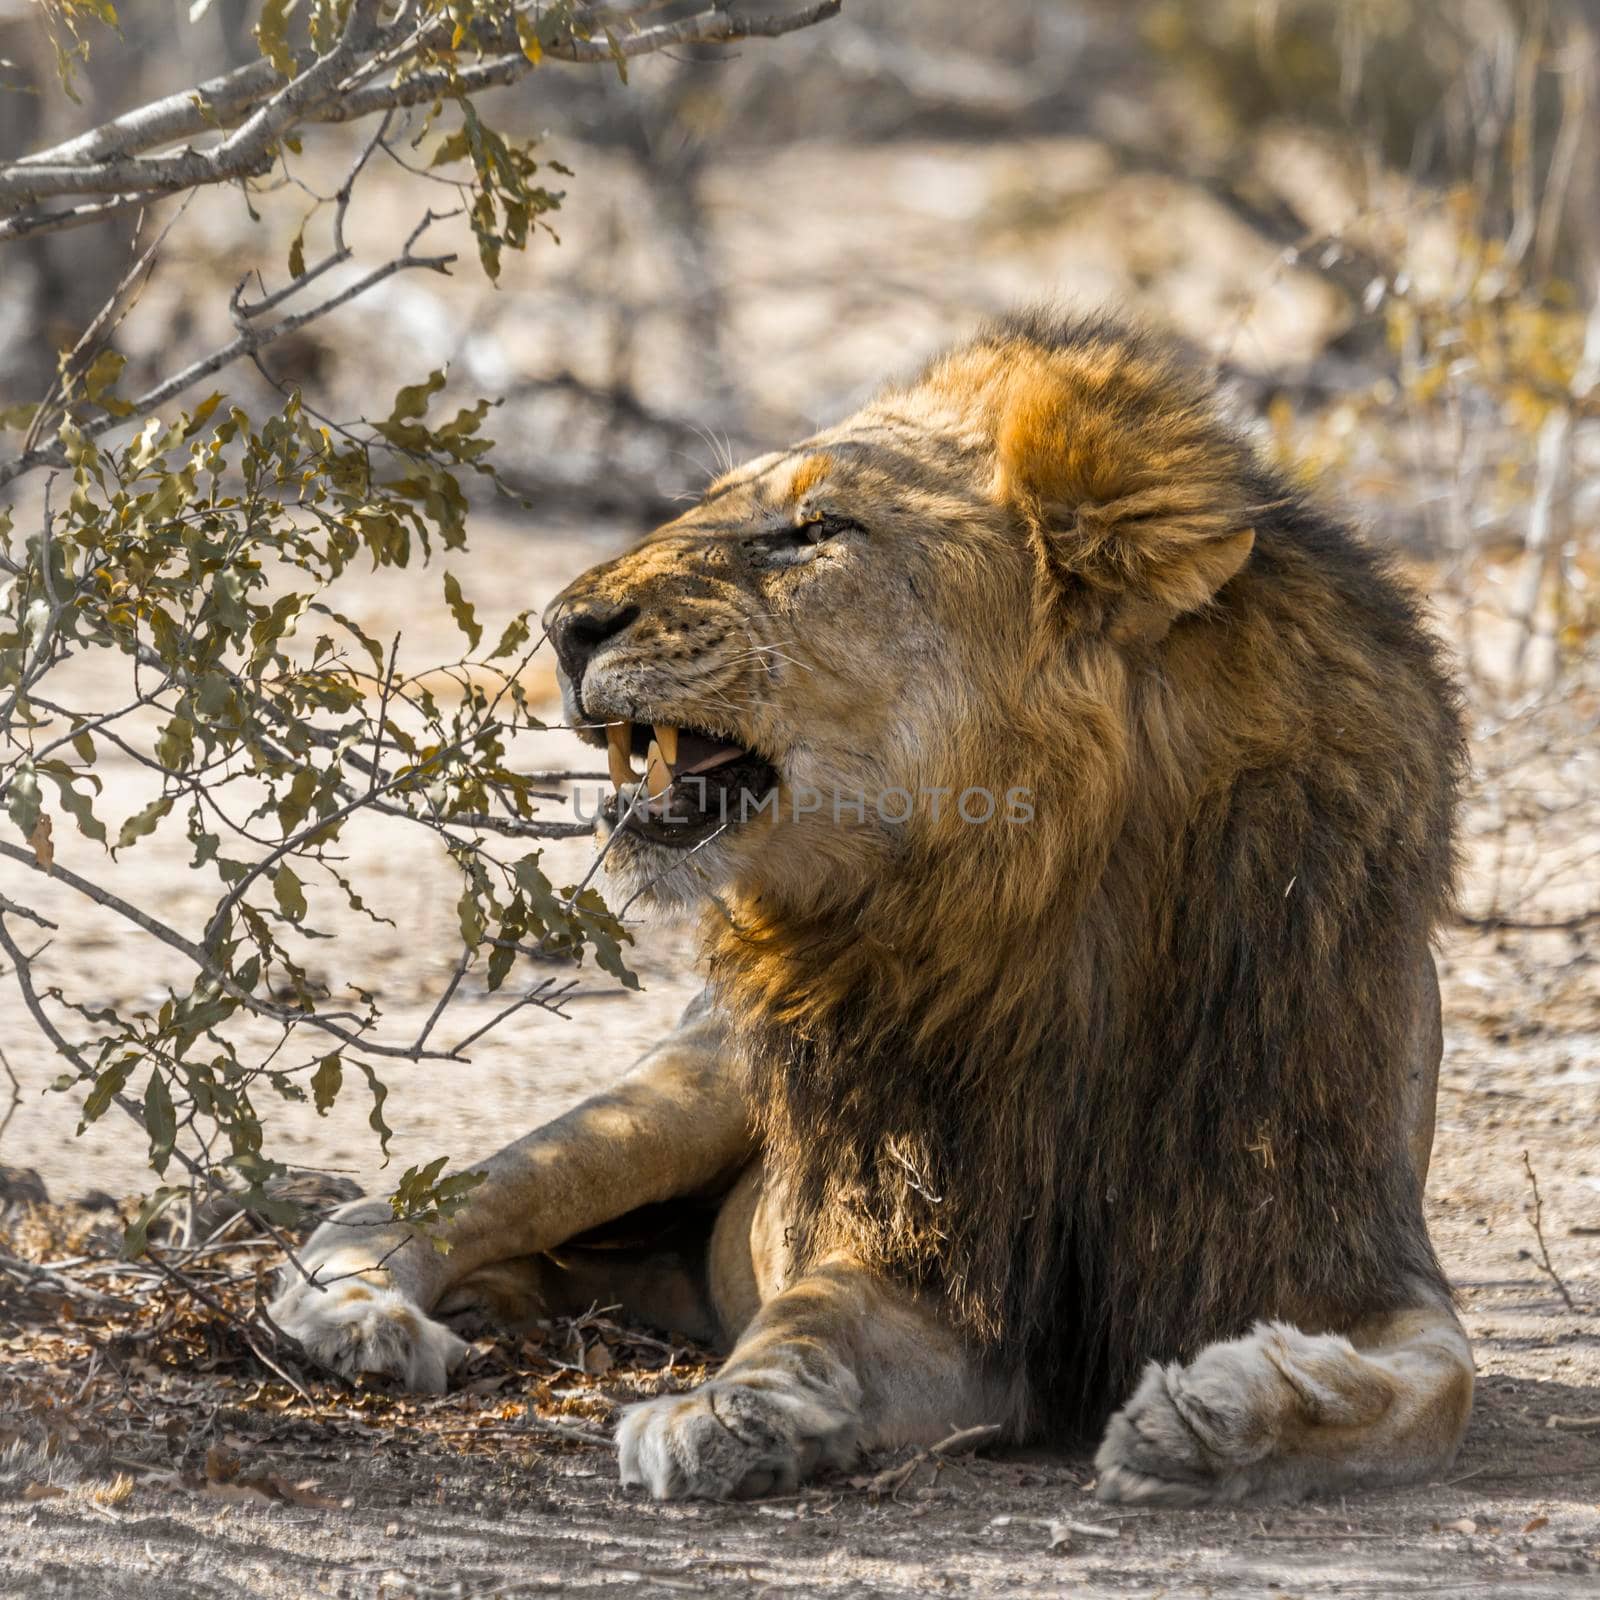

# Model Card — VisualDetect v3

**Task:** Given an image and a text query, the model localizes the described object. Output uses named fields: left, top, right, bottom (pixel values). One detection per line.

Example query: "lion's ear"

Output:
left=1141, top=526, right=1255, bottom=615
left=994, top=354, right=1256, bottom=628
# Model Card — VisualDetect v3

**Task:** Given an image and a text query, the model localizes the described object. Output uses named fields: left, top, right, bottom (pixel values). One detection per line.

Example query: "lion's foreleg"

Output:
left=617, top=1258, right=1007, bottom=1499
left=268, top=994, right=753, bottom=1388
left=1094, top=1286, right=1474, bottom=1506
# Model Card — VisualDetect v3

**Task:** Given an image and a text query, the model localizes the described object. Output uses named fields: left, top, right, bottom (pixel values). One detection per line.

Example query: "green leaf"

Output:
left=574, top=887, right=639, bottom=990
left=390, top=1155, right=448, bottom=1218
left=116, top=794, right=173, bottom=851
left=154, top=715, right=194, bottom=773
left=388, top=370, right=446, bottom=424
left=431, top=128, right=472, bottom=169
left=456, top=880, right=485, bottom=949
left=122, top=1185, right=186, bottom=1259
left=273, top=863, right=307, bottom=922
left=486, top=934, right=515, bottom=993
left=488, top=611, right=532, bottom=661
left=39, top=762, right=108, bottom=846
left=81, top=1054, right=135, bottom=1128
left=276, top=765, right=317, bottom=836
left=182, top=391, right=223, bottom=439
left=82, top=348, right=134, bottom=416
left=144, top=1068, right=177, bottom=1176
left=389, top=1157, right=486, bottom=1232
left=189, top=822, right=221, bottom=870
left=249, top=590, right=308, bottom=663
left=311, top=1053, right=341, bottom=1115
left=211, top=566, right=249, bottom=633
left=357, top=1061, right=393, bottom=1159
left=229, top=1183, right=304, bottom=1228
left=442, top=571, right=483, bottom=652
left=5, top=760, right=42, bottom=843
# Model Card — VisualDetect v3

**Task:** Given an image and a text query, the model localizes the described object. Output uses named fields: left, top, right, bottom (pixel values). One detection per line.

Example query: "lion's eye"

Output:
left=744, top=513, right=862, bottom=566
left=798, top=513, right=861, bottom=544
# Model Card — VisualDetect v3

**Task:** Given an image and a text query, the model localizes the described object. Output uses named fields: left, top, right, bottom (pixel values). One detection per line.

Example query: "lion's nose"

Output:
left=547, top=599, right=641, bottom=687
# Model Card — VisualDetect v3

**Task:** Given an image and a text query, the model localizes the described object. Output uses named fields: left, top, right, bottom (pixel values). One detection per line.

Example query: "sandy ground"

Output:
left=1, top=509, right=1597, bottom=1598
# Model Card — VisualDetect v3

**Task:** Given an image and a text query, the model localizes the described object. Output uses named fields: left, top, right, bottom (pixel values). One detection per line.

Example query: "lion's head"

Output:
left=548, top=313, right=1259, bottom=940
left=547, top=310, right=1464, bottom=1429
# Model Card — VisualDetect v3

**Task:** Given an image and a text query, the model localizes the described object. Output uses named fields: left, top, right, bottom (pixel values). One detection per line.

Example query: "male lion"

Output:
left=271, top=311, right=1473, bottom=1505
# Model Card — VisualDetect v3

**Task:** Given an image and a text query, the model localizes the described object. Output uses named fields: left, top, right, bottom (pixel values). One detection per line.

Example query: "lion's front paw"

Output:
left=616, top=1375, right=860, bottom=1501
left=270, top=1278, right=467, bottom=1392
left=1095, top=1322, right=1385, bottom=1507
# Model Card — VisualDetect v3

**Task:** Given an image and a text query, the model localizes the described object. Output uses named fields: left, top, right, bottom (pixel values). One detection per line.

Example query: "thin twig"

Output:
left=0, top=841, right=446, bottom=1065
left=1521, top=1150, right=1579, bottom=1312
left=0, top=1045, right=20, bottom=1150
left=431, top=1418, right=610, bottom=1448
left=854, top=1422, right=1001, bottom=1499
left=1458, top=908, right=1600, bottom=934
left=0, top=213, right=458, bottom=491
left=146, top=1247, right=315, bottom=1405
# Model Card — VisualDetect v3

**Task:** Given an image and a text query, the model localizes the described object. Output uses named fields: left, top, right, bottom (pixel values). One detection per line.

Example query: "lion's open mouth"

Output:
left=601, top=720, right=779, bottom=849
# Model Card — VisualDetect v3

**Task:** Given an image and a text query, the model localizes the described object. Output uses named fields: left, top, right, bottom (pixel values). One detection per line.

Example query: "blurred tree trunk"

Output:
left=0, top=0, right=257, bottom=403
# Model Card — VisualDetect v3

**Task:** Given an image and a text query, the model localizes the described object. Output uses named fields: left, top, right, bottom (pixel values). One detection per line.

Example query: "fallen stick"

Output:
left=854, top=1421, right=1002, bottom=1498
left=992, top=1513, right=1125, bottom=1550
left=1051, top=1519, right=1121, bottom=1541
left=430, top=1419, right=610, bottom=1447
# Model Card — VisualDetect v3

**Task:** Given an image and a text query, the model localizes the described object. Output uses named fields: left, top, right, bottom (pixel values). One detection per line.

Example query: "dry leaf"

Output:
left=23, top=1482, right=66, bottom=1501
left=1522, top=1515, right=1549, bottom=1534
left=91, top=1473, right=134, bottom=1507
left=460, top=1374, right=512, bottom=1397
left=27, top=813, right=53, bottom=870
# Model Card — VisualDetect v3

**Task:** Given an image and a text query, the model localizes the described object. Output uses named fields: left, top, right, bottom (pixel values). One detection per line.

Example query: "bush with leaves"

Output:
left=0, top=0, right=840, bottom=1255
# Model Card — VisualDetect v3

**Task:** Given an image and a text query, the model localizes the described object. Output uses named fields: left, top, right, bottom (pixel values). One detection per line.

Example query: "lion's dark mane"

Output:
left=714, top=315, right=1466, bottom=1438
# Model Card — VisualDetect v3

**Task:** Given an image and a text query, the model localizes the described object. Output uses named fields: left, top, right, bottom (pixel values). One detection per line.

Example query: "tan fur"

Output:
left=271, top=311, right=1472, bottom=1504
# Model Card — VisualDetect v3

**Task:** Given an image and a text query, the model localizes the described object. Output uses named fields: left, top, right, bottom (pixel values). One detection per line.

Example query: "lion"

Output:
left=270, top=310, right=1474, bottom=1505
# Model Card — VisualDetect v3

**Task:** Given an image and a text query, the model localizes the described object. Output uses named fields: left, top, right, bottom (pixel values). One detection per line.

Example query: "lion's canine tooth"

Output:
left=645, top=740, right=672, bottom=799
left=653, top=724, right=678, bottom=767
left=606, top=722, right=637, bottom=790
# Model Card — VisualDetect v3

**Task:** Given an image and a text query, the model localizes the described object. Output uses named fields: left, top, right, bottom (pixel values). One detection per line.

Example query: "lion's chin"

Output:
left=597, top=820, right=742, bottom=916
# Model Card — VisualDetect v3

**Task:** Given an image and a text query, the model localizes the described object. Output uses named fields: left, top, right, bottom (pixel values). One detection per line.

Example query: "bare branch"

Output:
left=0, top=195, right=157, bottom=244
left=0, top=212, right=459, bottom=490
left=0, top=840, right=464, bottom=1065
left=0, top=3, right=842, bottom=215
left=1458, top=908, right=1600, bottom=934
